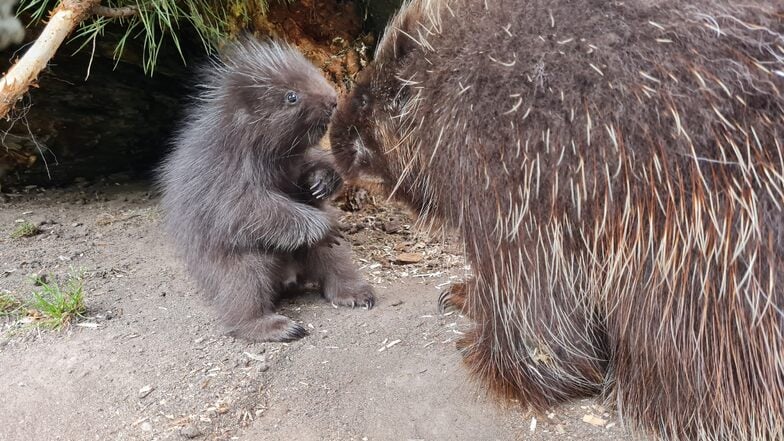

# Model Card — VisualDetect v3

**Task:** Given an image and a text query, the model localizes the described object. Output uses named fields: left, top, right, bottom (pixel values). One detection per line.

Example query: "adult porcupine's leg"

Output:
left=206, top=251, right=308, bottom=342
left=303, top=240, right=375, bottom=308
left=456, top=255, right=608, bottom=412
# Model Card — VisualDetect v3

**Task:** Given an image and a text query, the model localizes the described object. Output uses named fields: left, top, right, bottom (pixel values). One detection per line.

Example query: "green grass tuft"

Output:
left=10, top=221, right=40, bottom=239
left=28, top=272, right=86, bottom=329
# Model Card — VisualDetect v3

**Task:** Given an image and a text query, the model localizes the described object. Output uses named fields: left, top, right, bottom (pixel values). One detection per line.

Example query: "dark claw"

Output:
left=438, top=289, right=450, bottom=313
left=366, top=297, right=375, bottom=310
left=281, top=323, right=309, bottom=342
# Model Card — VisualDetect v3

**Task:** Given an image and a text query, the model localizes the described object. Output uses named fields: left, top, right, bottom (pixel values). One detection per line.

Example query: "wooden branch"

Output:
left=93, top=5, right=137, bottom=18
left=0, top=0, right=102, bottom=119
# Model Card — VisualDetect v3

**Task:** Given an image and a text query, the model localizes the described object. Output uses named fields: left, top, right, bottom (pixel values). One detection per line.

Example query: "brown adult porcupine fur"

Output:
left=329, top=0, right=784, bottom=439
left=158, top=38, right=374, bottom=343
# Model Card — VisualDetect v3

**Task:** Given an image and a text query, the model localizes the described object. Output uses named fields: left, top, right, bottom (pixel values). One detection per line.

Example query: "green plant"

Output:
left=28, top=272, right=86, bottom=329
left=10, top=221, right=40, bottom=238
left=18, top=0, right=275, bottom=74
left=0, top=292, right=22, bottom=317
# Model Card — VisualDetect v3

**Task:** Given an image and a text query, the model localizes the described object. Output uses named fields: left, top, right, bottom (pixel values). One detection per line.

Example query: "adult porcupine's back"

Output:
left=157, top=37, right=337, bottom=292
left=329, top=0, right=784, bottom=439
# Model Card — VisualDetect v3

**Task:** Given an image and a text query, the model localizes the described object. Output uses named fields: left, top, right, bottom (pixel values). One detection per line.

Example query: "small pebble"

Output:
left=180, top=424, right=201, bottom=439
left=140, top=422, right=152, bottom=432
left=138, top=385, right=154, bottom=399
left=382, top=220, right=401, bottom=234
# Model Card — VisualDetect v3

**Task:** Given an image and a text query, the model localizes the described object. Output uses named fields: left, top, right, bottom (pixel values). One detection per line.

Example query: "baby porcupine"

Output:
left=158, top=37, right=375, bottom=343
left=330, top=0, right=784, bottom=439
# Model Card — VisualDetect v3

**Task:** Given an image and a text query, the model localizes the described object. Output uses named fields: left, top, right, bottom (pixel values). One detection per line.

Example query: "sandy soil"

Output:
left=0, top=181, right=633, bottom=441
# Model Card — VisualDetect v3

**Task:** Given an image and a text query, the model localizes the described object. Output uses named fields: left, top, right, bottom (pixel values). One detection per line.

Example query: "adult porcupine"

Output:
left=158, top=38, right=375, bottom=343
left=329, top=0, right=784, bottom=439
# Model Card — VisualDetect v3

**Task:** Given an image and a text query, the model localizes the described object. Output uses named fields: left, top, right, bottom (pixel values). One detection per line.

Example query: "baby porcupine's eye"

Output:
left=285, top=91, right=299, bottom=105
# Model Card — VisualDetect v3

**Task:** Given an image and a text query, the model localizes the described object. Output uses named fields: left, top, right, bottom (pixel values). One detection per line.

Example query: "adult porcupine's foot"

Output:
left=229, top=314, right=308, bottom=342
left=325, top=282, right=376, bottom=309
left=438, top=282, right=467, bottom=313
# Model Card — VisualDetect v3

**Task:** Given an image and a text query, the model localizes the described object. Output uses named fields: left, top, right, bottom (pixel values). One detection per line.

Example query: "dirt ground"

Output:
left=0, top=181, right=634, bottom=441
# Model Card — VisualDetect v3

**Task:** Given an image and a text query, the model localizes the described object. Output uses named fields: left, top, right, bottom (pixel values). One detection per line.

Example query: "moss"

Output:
left=10, top=221, right=40, bottom=239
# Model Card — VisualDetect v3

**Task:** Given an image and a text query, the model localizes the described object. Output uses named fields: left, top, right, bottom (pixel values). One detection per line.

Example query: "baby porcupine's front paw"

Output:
left=305, top=166, right=343, bottom=201
left=326, top=283, right=376, bottom=309
left=318, top=225, right=345, bottom=248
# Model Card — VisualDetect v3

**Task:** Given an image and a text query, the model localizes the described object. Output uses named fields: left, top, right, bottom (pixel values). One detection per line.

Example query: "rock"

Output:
left=180, top=424, right=202, bottom=439
left=394, top=252, right=423, bottom=265
left=138, top=384, right=154, bottom=399
left=140, top=422, right=152, bottom=432
left=382, top=220, right=401, bottom=234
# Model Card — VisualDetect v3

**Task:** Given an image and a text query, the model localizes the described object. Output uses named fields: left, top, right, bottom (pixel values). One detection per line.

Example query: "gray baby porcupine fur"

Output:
left=158, top=38, right=375, bottom=342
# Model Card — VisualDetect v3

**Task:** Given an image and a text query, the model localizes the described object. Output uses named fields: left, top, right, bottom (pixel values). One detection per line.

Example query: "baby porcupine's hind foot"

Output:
left=325, top=282, right=376, bottom=309
left=438, top=282, right=468, bottom=314
left=229, top=313, right=308, bottom=342
left=304, top=237, right=376, bottom=309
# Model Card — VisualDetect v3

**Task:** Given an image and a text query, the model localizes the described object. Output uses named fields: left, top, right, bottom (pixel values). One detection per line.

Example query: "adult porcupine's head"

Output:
left=330, top=1, right=437, bottom=187
left=202, top=37, right=337, bottom=157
